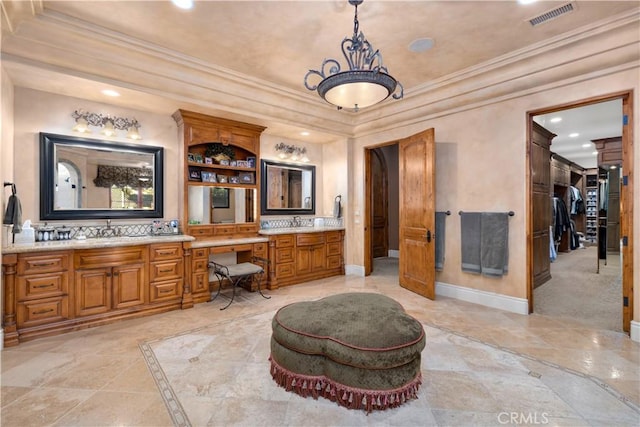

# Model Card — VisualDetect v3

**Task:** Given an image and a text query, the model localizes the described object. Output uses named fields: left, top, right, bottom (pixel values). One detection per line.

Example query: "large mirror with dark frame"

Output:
left=40, top=132, right=164, bottom=220
left=260, top=159, right=315, bottom=215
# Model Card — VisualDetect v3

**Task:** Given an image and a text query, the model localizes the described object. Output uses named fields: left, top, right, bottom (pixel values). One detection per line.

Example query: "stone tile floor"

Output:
left=2, top=259, right=639, bottom=426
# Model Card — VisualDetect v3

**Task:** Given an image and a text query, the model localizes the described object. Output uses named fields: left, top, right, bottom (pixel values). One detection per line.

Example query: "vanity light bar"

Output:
left=72, top=110, right=142, bottom=140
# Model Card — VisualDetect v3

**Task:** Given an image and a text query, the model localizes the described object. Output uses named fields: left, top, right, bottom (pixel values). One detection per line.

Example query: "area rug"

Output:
left=140, top=310, right=639, bottom=427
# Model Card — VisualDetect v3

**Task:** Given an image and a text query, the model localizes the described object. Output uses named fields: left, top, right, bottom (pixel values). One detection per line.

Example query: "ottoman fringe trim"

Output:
left=269, top=357, right=422, bottom=413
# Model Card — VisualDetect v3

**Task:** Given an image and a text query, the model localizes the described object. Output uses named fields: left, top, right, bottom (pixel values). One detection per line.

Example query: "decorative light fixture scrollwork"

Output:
left=72, top=110, right=142, bottom=140
left=304, top=0, right=403, bottom=112
left=275, top=143, right=309, bottom=162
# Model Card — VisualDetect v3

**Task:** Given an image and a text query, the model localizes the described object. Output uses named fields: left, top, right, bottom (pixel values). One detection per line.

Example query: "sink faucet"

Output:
left=99, top=219, right=119, bottom=237
left=292, top=216, right=301, bottom=227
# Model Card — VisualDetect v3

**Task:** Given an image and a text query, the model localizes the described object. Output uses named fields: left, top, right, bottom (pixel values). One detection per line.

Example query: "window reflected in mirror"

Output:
left=188, top=186, right=256, bottom=225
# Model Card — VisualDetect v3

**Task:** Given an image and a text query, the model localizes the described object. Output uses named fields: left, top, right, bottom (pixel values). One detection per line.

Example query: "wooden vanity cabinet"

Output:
left=149, top=243, right=184, bottom=303
left=190, top=246, right=210, bottom=303
left=267, top=230, right=344, bottom=289
left=15, top=251, right=71, bottom=329
left=74, top=246, right=148, bottom=316
left=173, top=109, right=266, bottom=240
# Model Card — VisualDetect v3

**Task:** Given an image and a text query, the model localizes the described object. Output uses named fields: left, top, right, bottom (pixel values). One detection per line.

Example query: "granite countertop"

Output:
left=2, top=234, right=195, bottom=254
left=258, top=226, right=345, bottom=236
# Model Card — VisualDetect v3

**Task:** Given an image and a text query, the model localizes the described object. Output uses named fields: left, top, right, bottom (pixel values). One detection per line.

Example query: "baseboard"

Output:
left=436, top=281, right=529, bottom=315
left=345, top=264, right=365, bottom=277
left=388, top=250, right=399, bottom=258
left=630, top=320, right=640, bottom=343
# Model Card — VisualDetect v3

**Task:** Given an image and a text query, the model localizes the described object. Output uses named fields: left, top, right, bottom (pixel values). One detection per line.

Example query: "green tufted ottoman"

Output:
left=269, top=293, right=426, bottom=412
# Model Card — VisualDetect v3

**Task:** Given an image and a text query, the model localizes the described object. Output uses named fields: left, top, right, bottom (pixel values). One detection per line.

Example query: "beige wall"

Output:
left=1, top=67, right=15, bottom=244
left=11, top=88, right=180, bottom=226
left=347, top=67, right=639, bottom=306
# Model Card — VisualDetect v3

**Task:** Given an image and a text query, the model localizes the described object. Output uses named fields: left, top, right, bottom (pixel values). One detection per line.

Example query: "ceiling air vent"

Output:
left=528, top=2, right=576, bottom=27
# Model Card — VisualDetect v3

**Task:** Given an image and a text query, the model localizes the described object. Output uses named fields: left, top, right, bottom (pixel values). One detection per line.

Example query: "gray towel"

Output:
left=435, top=211, right=447, bottom=271
left=460, top=212, right=481, bottom=273
left=3, top=194, right=22, bottom=234
left=480, top=212, right=509, bottom=277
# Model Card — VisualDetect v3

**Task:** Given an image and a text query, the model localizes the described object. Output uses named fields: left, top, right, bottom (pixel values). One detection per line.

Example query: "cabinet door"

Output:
left=296, top=245, right=325, bottom=274
left=112, top=264, right=146, bottom=309
left=75, top=268, right=111, bottom=316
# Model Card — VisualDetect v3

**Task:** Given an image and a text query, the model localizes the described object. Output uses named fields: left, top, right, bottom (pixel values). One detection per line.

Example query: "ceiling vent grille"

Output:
left=528, top=2, right=576, bottom=27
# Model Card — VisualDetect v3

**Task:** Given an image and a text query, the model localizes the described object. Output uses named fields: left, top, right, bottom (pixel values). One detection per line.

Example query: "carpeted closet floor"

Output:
left=534, top=246, right=623, bottom=332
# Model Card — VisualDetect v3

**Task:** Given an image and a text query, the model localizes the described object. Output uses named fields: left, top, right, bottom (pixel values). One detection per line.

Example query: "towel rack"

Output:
left=437, top=210, right=451, bottom=216
left=458, top=210, right=515, bottom=216
left=3, top=182, right=16, bottom=194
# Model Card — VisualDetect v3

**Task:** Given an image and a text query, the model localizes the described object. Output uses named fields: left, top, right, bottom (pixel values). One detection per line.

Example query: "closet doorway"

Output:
left=364, top=128, right=436, bottom=302
left=527, top=92, right=634, bottom=333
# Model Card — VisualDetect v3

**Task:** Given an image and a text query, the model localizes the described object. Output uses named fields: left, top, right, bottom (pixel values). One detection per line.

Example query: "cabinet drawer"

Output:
left=326, top=231, right=342, bottom=243
left=18, top=252, right=70, bottom=275
left=150, top=280, right=182, bottom=303
left=192, top=248, right=208, bottom=259
left=150, top=244, right=183, bottom=261
left=276, top=247, right=294, bottom=263
left=236, top=223, right=259, bottom=234
left=192, top=272, right=210, bottom=293
left=253, top=242, right=267, bottom=257
left=275, top=235, right=294, bottom=248
left=17, top=296, right=69, bottom=328
left=297, top=234, right=325, bottom=246
left=327, top=255, right=342, bottom=270
left=17, top=273, right=69, bottom=300
left=193, top=258, right=208, bottom=273
left=75, top=246, right=147, bottom=269
left=209, top=244, right=253, bottom=254
left=189, top=225, right=215, bottom=237
left=214, top=225, right=236, bottom=236
left=326, top=242, right=342, bottom=257
left=275, top=263, right=295, bottom=278
left=150, top=259, right=183, bottom=281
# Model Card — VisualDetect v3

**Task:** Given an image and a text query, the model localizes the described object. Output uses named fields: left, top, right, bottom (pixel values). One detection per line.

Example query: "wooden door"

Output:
left=620, top=94, right=633, bottom=333
left=399, top=128, right=436, bottom=299
left=530, top=122, right=555, bottom=309
left=371, top=148, right=389, bottom=258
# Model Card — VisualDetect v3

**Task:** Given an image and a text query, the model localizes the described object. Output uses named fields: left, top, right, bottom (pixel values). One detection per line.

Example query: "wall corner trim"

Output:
left=630, top=320, right=640, bottom=343
left=436, top=281, right=529, bottom=315
left=345, top=265, right=365, bottom=277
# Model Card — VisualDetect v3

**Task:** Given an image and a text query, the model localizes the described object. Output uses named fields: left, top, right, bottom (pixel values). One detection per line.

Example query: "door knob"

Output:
left=426, top=230, right=432, bottom=243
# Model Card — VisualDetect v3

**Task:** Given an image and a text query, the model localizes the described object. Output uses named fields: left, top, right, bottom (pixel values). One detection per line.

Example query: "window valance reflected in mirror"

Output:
left=260, top=159, right=315, bottom=215
left=40, top=132, right=164, bottom=220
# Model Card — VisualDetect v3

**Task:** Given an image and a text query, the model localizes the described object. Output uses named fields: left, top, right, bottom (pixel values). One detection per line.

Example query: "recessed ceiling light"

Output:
left=101, top=89, right=120, bottom=97
left=518, top=0, right=538, bottom=4
left=610, top=165, right=617, bottom=170
left=569, top=133, right=579, bottom=138
left=581, top=143, right=591, bottom=148
left=408, top=38, right=435, bottom=53
left=550, top=117, right=562, bottom=123
left=300, top=131, right=310, bottom=136
left=172, top=0, right=193, bottom=10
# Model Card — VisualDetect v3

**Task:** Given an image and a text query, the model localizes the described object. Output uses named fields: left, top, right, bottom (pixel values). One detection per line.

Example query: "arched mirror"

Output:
left=40, top=133, right=164, bottom=220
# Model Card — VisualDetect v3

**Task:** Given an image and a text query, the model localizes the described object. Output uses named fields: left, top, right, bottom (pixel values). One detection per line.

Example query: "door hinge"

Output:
left=623, top=296, right=629, bottom=307
left=622, top=175, right=628, bottom=186
left=622, top=236, right=628, bottom=246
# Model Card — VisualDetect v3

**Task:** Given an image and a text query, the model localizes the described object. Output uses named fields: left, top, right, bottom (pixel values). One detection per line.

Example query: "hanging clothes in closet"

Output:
left=552, top=197, right=570, bottom=243
left=568, top=185, right=585, bottom=215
